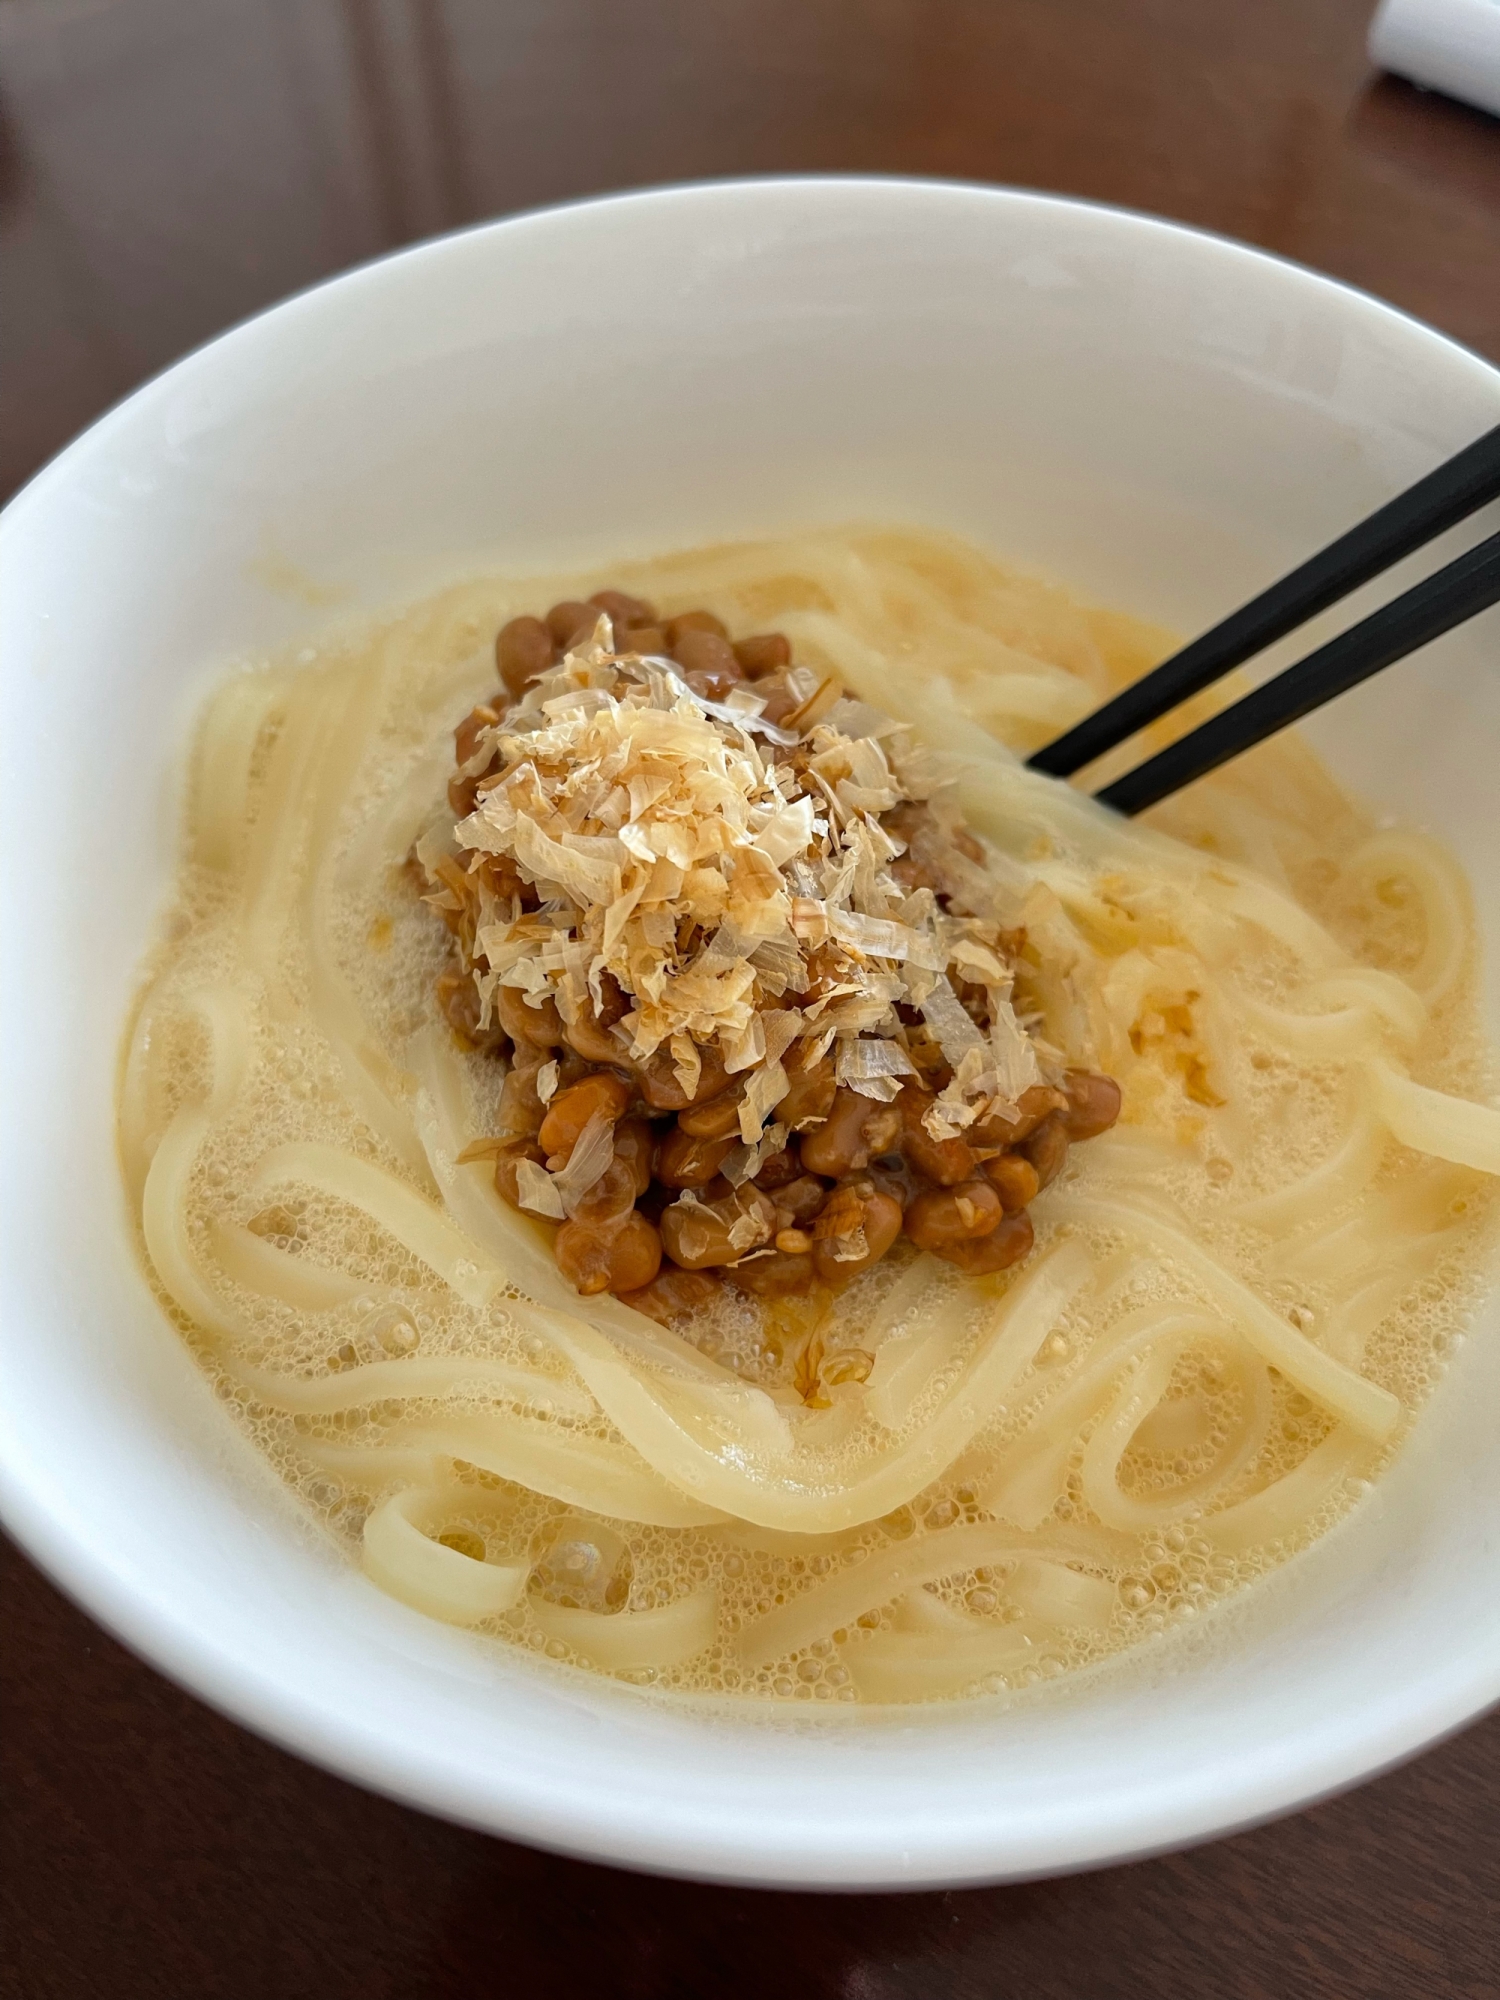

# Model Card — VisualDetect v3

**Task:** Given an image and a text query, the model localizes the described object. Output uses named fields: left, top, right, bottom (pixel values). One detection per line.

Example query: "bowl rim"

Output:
left=2, top=172, right=1499, bottom=1891
left=6, top=168, right=1500, bottom=534
left=6, top=1452, right=1498, bottom=1891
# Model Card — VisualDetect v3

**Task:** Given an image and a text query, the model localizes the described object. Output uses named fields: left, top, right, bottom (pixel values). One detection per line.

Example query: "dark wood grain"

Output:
left=2, top=2, right=1498, bottom=1993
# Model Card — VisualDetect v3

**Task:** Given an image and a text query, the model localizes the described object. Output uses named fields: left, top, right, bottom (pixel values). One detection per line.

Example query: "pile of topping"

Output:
left=418, top=589, right=1120, bottom=1339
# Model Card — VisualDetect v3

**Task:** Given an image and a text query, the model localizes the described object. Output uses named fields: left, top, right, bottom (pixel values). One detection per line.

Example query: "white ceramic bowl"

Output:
left=2, top=178, right=1498, bottom=1891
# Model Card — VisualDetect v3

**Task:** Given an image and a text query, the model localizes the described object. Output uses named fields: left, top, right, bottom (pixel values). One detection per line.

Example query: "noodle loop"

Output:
left=118, top=527, right=1500, bottom=1701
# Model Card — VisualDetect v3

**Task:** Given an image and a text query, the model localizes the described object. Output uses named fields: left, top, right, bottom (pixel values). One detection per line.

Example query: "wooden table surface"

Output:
left=2, top=3, right=1498, bottom=1994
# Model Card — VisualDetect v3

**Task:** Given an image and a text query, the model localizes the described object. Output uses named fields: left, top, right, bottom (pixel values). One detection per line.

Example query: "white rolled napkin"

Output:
left=1368, top=0, right=1500, bottom=118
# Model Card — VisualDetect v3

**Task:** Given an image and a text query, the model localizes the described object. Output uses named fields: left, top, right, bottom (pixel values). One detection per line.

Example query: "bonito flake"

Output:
left=438, top=620, right=1050, bottom=1117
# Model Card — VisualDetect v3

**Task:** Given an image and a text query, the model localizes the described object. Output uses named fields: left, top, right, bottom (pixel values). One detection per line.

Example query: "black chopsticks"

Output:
left=1092, top=528, right=1500, bottom=816
left=1028, top=423, right=1500, bottom=814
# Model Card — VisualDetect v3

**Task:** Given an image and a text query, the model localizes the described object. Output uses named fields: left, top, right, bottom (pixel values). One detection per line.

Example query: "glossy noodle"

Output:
left=120, top=527, right=1500, bottom=1704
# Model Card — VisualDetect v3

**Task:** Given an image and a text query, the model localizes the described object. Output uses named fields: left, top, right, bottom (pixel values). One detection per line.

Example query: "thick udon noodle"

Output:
left=121, top=528, right=1500, bottom=1704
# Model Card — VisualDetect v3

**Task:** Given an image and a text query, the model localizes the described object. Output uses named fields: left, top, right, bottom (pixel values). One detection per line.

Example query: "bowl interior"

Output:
left=2, top=179, right=1498, bottom=1888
